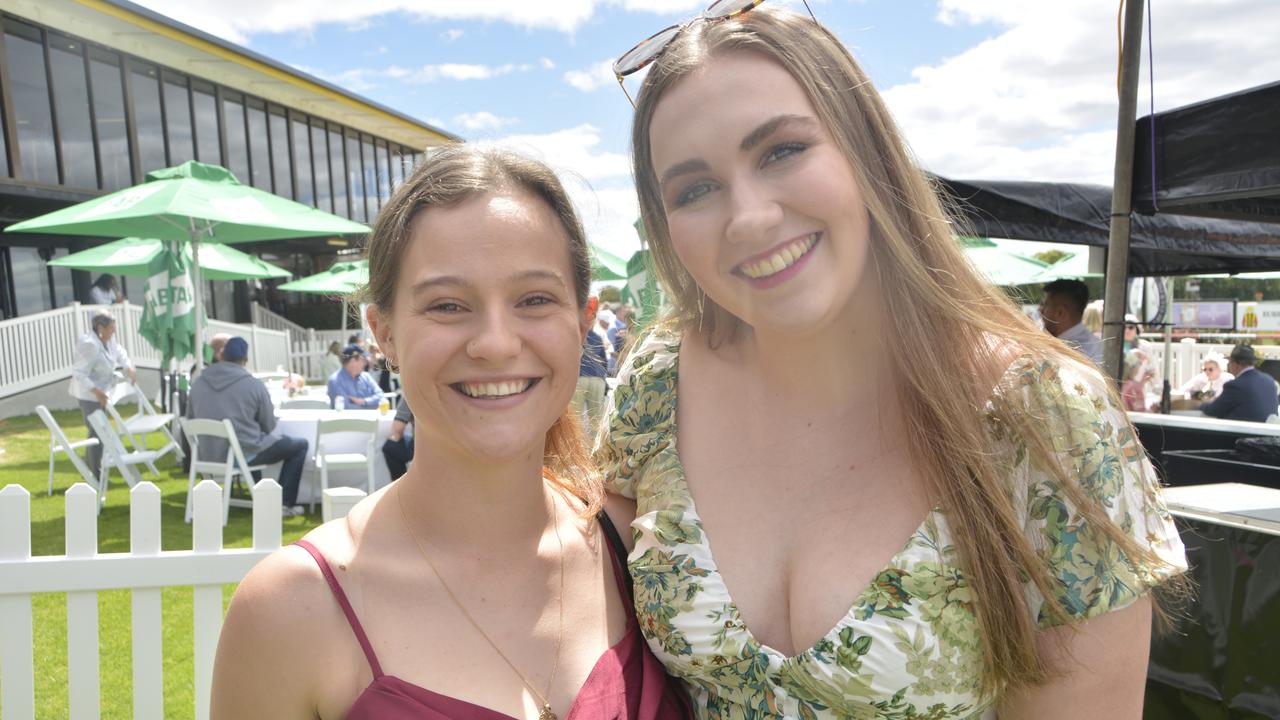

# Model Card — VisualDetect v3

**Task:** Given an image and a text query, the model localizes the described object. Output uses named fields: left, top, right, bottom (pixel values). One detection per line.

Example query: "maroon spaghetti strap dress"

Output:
left=292, top=514, right=691, bottom=719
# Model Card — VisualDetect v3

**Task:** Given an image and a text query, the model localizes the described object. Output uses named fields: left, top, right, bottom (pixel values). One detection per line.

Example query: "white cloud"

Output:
left=882, top=0, right=1280, bottom=184
left=441, top=28, right=464, bottom=42
left=564, top=59, right=616, bottom=92
left=452, top=111, right=519, bottom=132
left=296, top=61, right=534, bottom=90
left=478, top=125, right=641, bottom=257
left=540, top=57, right=557, bottom=70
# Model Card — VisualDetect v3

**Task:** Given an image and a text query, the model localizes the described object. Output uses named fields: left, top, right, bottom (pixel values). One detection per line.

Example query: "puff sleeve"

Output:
left=990, top=357, right=1188, bottom=628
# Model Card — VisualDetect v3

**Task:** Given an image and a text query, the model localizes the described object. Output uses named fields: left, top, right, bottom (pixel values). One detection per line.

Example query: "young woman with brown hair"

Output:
left=598, top=3, right=1187, bottom=717
left=211, top=146, right=690, bottom=719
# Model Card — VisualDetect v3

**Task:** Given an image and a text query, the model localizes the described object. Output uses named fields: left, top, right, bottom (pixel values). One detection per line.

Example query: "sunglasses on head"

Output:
left=612, top=0, right=816, bottom=106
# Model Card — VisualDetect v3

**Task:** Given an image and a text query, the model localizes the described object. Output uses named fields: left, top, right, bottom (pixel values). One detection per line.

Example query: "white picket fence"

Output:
left=0, top=480, right=278, bottom=720
left=1142, top=336, right=1280, bottom=388
left=0, top=303, right=293, bottom=400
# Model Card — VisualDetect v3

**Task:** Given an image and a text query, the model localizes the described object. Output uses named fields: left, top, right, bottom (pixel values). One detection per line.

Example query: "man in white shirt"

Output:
left=1039, top=279, right=1103, bottom=365
left=70, top=311, right=136, bottom=478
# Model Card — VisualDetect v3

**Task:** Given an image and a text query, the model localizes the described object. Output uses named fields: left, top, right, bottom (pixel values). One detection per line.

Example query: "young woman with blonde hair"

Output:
left=598, top=3, right=1187, bottom=717
left=211, top=146, right=690, bottom=719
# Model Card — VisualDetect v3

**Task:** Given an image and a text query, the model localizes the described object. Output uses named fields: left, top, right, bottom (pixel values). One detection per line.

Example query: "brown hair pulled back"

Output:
left=358, top=144, right=601, bottom=514
left=630, top=6, right=1184, bottom=700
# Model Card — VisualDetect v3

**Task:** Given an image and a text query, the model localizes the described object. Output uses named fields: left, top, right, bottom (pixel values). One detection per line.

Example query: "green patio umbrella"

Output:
left=50, top=237, right=291, bottom=280
left=137, top=238, right=197, bottom=366
left=278, top=260, right=368, bottom=330
left=1032, top=251, right=1103, bottom=283
left=590, top=242, right=629, bottom=281
left=960, top=237, right=1051, bottom=287
left=620, top=250, right=665, bottom=327
left=6, top=161, right=368, bottom=369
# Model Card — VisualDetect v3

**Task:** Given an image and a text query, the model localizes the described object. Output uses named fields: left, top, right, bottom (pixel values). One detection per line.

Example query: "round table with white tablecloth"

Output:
left=273, top=407, right=395, bottom=503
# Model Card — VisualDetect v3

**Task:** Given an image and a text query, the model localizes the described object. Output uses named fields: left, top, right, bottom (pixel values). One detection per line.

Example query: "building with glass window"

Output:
left=0, top=0, right=457, bottom=321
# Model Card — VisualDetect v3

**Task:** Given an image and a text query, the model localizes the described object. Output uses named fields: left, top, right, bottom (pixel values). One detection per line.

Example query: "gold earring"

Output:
left=388, top=360, right=400, bottom=373
left=696, top=288, right=706, bottom=334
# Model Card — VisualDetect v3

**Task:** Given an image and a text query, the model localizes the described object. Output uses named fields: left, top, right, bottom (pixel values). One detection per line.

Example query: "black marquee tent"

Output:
left=1133, top=80, right=1280, bottom=225
left=934, top=176, right=1280, bottom=275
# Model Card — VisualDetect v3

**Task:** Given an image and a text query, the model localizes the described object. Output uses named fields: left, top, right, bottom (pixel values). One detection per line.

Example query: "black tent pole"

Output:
left=1102, top=0, right=1147, bottom=383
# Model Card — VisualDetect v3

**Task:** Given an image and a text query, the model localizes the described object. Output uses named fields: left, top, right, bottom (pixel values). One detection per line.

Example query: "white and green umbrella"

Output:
left=620, top=249, right=665, bottom=327
left=6, top=161, right=367, bottom=368
left=1032, top=251, right=1103, bottom=283
left=960, top=237, right=1051, bottom=287
left=50, top=236, right=291, bottom=280
left=137, top=239, right=197, bottom=366
left=278, top=260, right=368, bottom=330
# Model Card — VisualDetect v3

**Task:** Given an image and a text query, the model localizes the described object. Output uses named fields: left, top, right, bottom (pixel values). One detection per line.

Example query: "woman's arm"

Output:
left=211, top=547, right=329, bottom=720
left=997, top=596, right=1152, bottom=719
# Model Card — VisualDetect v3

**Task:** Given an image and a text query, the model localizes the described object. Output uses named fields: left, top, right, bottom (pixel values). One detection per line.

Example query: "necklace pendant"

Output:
left=539, top=704, right=558, bottom=720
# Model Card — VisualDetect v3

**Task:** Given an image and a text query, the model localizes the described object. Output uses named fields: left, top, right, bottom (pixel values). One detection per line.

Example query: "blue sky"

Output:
left=138, top=0, right=1280, bottom=259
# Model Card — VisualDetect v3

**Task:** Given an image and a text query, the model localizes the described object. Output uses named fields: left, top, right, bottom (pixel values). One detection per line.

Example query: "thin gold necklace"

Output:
left=396, top=480, right=565, bottom=720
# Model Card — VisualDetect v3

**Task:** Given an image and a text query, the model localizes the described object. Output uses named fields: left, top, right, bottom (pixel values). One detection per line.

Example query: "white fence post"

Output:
left=131, top=482, right=165, bottom=720
left=323, top=487, right=367, bottom=522
left=192, top=480, right=223, bottom=720
left=252, top=479, right=283, bottom=552
left=0, top=485, right=35, bottom=720
left=65, top=484, right=101, bottom=719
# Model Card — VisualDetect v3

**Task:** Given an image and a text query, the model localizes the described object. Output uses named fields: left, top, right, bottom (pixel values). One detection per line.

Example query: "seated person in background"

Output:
left=1121, top=349, right=1156, bottom=412
left=326, top=344, right=383, bottom=409
left=1201, top=344, right=1280, bottom=422
left=381, top=401, right=414, bottom=480
left=89, top=274, right=123, bottom=305
left=187, top=337, right=310, bottom=517
left=1177, top=353, right=1233, bottom=401
left=208, top=333, right=232, bottom=364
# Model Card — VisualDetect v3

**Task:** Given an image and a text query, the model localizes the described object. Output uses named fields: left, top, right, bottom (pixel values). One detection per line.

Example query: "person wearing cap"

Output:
left=326, top=344, right=383, bottom=409
left=187, top=336, right=310, bottom=517
left=1200, top=344, right=1280, bottom=422
left=1039, top=279, right=1102, bottom=365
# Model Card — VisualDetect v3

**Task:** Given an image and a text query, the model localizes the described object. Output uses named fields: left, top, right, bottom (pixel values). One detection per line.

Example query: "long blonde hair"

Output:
left=630, top=7, right=1181, bottom=698
left=357, top=145, right=602, bottom=515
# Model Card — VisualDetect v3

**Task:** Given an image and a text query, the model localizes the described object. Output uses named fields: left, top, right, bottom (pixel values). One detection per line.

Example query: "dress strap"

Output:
left=292, top=539, right=384, bottom=679
left=596, top=511, right=634, bottom=604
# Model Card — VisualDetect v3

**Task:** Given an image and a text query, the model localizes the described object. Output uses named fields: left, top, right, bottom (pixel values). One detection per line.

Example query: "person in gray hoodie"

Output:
left=187, top=337, right=310, bottom=517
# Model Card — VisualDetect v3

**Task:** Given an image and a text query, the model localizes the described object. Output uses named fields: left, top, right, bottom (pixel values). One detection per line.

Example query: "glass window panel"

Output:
left=48, top=35, right=97, bottom=188
left=345, top=130, right=365, bottom=222
left=0, top=85, right=8, bottom=176
left=388, top=144, right=403, bottom=189
left=291, top=118, right=314, bottom=206
left=88, top=48, right=130, bottom=191
left=210, top=280, right=235, bottom=321
left=310, top=119, right=331, bottom=212
left=328, top=127, right=348, bottom=218
left=48, top=248, right=75, bottom=307
left=221, top=94, right=249, bottom=183
left=11, top=247, right=52, bottom=315
left=162, top=73, right=193, bottom=164
left=268, top=107, right=291, bottom=199
left=376, top=140, right=390, bottom=201
left=191, top=81, right=219, bottom=164
left=4, top=20, right=58, bottom=184
left=246, top=99, right=269, bottom=190
left=361, top=135, right=377, bottom=215
left=129, top=61, right=165, bottom=175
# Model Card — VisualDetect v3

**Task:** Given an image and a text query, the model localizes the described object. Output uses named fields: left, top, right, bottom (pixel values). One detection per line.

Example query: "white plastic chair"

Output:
left=104, top=383, right=183, bottom=477
left=35, top=405, right=99, bottom=496
left=86, top=410, right=165, bottom=514
left=181, top=417, right=269, bottom=526
left=312, top=417, right=377, bottom=513
left=280, top=397, right=330, bottom=409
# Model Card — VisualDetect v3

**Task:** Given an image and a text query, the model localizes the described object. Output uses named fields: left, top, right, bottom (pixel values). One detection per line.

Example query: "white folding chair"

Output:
left=312, top=417, right=378, bottom=513
left=181, top=418, right=269, bottom=526
left=86, top=410, right=164, bottom=514
left=35, top=405, right=99, bottom=496
left=104, top=383, right=183, bottom=477
left=280, top=397, right=330, bottom=409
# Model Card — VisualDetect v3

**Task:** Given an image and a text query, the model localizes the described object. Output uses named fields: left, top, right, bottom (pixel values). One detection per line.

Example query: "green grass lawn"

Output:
left=0, top=408, right=322, bottom=720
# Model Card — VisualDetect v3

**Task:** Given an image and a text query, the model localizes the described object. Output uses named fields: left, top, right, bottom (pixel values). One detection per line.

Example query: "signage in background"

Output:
left=1236, top=301, right=1280, bottom=331
left=1172, top=301, right=1236, bottom=329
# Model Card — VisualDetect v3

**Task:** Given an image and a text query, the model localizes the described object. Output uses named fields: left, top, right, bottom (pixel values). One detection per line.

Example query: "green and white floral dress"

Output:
left=596, top=331, right=1187, bottom=719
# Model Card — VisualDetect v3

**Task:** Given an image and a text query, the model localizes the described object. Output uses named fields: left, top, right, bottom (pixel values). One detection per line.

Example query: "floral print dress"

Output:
left=595, top=331, right=1188, bottom=719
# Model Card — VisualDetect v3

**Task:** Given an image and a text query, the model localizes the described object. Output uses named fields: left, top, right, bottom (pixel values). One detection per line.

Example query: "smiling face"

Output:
left=648, top=50, right=876, bottom=339
left=372, top=190, right=589, bottom=464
